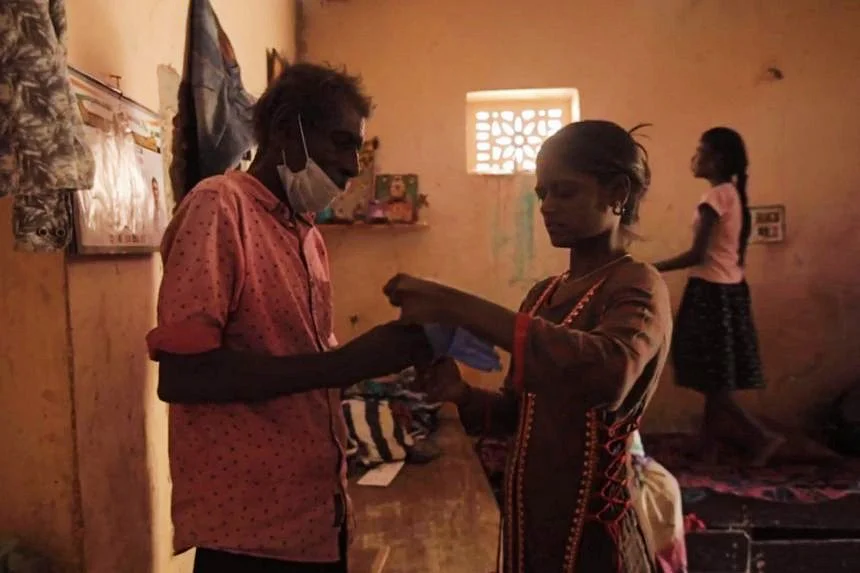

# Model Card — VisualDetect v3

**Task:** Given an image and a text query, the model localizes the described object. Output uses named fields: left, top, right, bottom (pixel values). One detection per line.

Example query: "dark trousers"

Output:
left=193, top=529, right=348, bottom=573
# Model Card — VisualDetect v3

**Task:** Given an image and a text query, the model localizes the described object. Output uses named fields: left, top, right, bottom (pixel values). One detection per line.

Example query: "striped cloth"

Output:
left=343, top=398, right=414, bottom=466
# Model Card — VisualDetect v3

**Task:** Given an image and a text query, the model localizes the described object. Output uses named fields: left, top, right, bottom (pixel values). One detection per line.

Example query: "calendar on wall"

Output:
left=68, top=67, right=167, bottom=254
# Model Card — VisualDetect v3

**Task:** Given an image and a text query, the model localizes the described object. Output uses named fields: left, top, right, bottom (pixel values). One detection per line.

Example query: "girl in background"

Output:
left=655, top=127, right=782, bottom=467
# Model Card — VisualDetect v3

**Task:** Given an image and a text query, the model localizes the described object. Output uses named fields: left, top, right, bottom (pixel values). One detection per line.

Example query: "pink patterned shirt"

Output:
left=146, top=171, right=348, bottom=562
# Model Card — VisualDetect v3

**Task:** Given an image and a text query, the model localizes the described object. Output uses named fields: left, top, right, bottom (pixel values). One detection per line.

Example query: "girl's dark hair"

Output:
left=540, top=120, right=652, bottom=227
left=701, top=127, right=751, bottom=265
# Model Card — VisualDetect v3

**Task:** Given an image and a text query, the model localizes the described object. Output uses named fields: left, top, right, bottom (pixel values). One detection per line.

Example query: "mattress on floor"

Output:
left=644, top=432, right=860, bottom=530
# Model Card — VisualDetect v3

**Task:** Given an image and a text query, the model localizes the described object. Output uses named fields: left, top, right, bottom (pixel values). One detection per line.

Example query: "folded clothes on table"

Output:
left=343, top=370, right=443, bottom=469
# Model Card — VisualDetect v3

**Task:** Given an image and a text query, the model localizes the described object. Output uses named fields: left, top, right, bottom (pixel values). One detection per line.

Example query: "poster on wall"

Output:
left=749, top=205, right=786, bottom=244
left=68, top=67, right=168, bottom=255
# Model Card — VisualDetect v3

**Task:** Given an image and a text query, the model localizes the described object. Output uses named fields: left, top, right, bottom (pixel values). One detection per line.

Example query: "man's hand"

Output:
left=339, top=322, right=433, bottom=380
left=416, top=358, right=470, bottom=405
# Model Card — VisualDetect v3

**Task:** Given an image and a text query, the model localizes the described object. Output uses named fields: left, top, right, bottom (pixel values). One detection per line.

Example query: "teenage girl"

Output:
left=385, top=120, right=672, bottom=572
left=655, top=127, right=783, bottom=467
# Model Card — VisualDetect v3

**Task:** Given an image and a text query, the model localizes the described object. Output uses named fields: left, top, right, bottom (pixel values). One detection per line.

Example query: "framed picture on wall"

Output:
left=750, top=205, right=786, bottom=244
left=68, top=67, right=167, bottom=255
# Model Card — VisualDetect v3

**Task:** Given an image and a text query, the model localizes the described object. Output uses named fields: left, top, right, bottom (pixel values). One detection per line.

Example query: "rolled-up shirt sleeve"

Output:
left=146, top=188, right=245, bottom=359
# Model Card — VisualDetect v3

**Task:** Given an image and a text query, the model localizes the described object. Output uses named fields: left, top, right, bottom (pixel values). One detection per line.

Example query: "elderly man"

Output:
left=147, top=63, right=431, bottom=573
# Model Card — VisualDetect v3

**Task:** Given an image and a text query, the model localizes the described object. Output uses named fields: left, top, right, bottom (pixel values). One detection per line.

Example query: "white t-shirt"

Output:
left=689, top=182, right=744, bottom=284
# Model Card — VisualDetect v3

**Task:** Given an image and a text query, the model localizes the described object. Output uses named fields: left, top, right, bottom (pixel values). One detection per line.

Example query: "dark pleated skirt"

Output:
left=673, top=278, right=765, bottom=393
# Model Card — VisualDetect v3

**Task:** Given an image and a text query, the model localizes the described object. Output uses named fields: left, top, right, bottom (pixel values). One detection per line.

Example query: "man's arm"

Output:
left=148, top=186, right=431, bottom=405
left=156, top=322, right=432, bottom=404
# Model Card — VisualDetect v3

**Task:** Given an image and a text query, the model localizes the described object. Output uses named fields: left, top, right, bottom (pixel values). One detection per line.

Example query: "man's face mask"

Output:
left=276, top=116, right=342, bottom=214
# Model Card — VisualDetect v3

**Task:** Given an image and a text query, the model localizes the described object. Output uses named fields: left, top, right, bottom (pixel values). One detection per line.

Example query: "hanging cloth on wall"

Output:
left=0, top=0, right=95, bottom=252
left=170, top=0, right=256, bottom=204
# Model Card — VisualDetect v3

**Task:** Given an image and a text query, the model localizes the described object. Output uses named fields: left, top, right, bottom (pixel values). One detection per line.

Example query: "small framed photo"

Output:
left=750, top=205, right=786, bottom=244
left=375, top=174, right=420, bottom=224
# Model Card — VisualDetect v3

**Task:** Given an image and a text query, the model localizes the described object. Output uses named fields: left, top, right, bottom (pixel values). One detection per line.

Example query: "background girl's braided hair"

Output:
left=701, top=127, right=751, bottom=265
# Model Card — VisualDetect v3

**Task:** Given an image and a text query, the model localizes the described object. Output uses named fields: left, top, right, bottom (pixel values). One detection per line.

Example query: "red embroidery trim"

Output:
left=528, top=274, right=564, bottom=315
left=504, top=395, right=532, bottom=573
left=587, top=410, right=643, bottom=573
left=563, top=408, right=598, bottom=572
left=511, top=313, right=530, bottom=393
left=517, top=394, right=535, bottom=573
left=561, top=409, right=642, bottom=573
left=528, top=276, right=608, bottom=325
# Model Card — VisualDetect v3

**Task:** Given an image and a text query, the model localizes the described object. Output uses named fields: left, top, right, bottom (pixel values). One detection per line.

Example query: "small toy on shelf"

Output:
left=366, top=199, right=387, bottom=223
left=375, top=174, right=424, bottom=224
left=316, top=203, right=336, bottom=224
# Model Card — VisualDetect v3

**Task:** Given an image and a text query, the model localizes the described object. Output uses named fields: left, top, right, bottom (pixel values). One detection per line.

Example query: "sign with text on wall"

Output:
left=750, top=205, right=786, bottom=244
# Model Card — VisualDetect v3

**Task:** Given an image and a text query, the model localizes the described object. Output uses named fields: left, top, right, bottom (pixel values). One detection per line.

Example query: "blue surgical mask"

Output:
left=276, top=115, right=342, bottom=214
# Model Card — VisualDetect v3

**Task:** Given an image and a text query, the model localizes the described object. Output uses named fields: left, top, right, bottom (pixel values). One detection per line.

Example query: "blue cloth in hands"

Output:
left=423, top=324, right=502, bottom=372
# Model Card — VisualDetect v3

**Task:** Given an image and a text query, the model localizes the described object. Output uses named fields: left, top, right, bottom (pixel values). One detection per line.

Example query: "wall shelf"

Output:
left=317, top=222, right=430, bottom=232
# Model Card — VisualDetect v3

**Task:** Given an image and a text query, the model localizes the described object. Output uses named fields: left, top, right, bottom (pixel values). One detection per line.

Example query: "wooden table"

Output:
left=348, top=407, right=500, bottom=573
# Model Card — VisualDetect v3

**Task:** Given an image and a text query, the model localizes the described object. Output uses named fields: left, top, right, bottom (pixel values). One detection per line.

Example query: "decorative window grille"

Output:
left=465, top=88, right=580, bottom=175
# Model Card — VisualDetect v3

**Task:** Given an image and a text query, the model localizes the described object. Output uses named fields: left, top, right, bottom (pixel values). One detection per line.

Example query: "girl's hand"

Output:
left=416, top=358, right=469, bottom=405
left=383, top=273, right=449, bottom=324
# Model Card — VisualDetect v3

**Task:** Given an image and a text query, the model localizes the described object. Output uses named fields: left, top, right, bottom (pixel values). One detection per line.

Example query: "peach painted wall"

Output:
left=0, top=202, right=82, bottom=569
left=302, top=0, right=860, bottom=432
left=0, top=1, right=295, bottom=572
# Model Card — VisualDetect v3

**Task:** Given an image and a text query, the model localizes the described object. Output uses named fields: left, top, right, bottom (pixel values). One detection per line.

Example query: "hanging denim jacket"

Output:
left=171, top=0, right=256, bottom=203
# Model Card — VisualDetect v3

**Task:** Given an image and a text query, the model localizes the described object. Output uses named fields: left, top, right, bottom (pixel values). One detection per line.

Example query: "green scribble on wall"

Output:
left=491, top=194, right=509, bottom=259
left=511, top=175, right=536, bottom=284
